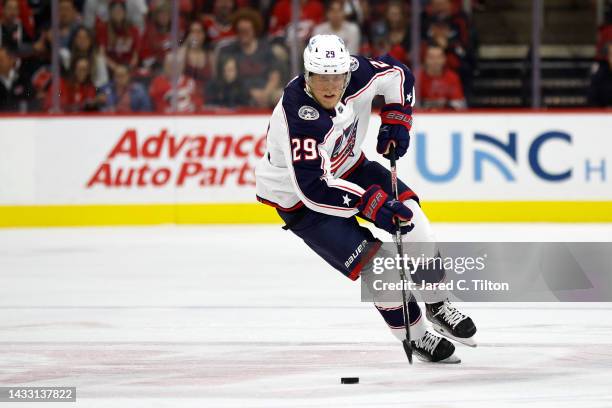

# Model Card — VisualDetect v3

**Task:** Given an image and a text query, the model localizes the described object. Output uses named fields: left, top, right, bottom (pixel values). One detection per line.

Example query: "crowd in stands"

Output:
left=0, top=0, right=610, bottom=113
left=589, top=2, right=612, bottom=107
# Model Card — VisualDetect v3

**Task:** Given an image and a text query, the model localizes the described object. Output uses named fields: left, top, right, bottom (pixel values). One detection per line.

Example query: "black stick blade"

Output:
left=403, top=339, right=413, bottom=364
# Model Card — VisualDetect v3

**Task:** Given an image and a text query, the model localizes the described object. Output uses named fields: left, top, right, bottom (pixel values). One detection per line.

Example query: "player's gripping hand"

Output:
left=356, top=185, right=414, bottom=234
left=376, top=103, right=413, bottom=160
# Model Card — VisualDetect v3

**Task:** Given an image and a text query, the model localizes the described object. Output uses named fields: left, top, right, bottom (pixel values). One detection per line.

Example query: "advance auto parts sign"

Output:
left=0, top=116, right=270, bottom=205
left=0, top=113, right=610, bottom=207
left=87, top=128, right=265, bottom=189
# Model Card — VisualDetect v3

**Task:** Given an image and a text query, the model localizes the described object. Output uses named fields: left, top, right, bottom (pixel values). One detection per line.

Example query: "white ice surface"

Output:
left=1, top=223, right=612, bottom=408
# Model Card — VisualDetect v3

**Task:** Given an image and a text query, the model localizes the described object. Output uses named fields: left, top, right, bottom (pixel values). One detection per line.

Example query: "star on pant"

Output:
left=342, top=194, right=352, bottom=207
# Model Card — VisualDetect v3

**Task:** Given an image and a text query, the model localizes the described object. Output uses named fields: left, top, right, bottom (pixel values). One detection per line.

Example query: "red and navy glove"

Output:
left=377, top=103, right=413, bottom=160
left=356, top=185, right=414, bottom=235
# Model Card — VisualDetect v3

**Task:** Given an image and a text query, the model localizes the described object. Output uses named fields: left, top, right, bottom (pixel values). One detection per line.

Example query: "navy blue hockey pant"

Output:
left=277, top=157, right=423, bottom=328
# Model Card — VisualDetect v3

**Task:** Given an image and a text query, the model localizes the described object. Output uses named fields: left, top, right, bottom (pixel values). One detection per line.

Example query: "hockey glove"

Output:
left=356, top=185, right=414, bottom=235
left=377, top=103, right=413, bottom=160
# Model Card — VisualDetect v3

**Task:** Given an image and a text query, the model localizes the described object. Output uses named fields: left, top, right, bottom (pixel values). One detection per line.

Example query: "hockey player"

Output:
left=255, top=34, right=477, bottom=363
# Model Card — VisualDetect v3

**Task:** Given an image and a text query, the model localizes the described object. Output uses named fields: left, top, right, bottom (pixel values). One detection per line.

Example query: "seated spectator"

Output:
left=0, top=0, right=35, bottom=38
left=384, top=0, right=411, bottom=64
left=218, top=8, right=281, bottom=108
left=588, top=43, right=612, bottom=107
left=418, top=45, right=466, bottom=110
left=596, top=26, right=612, bottom=61
left=422, top=15, right=472, bottom=93
left=362, top=20, right=408, bottom=65
left=205, top=56, right=248, bottom=108
left=0, top=45, right=33, bottom=111
left=0, top=0, right=34, bottom=56
left=342, top=0, right=365, bottom=26
left=58, top=0, right=81, bottom=48
left=61, top=25, right=109, bottom=87
left=423, top=0, right=476, bottom=89
left=45, top=55, right=105, bottom=112
left=422, top=0, right=470, bottom=49
left=22, top=0, right=46, bottom=34
left=201, top=0, right=235, bottom=50
left=595, top=7, right=612, bottom=60
left=96, top=0, right=140, bottom=71
left=139, top=0, right=174, bottom=76
left=177, top=20, right=213, bottom=90
left=424, top=16, right=465, bottom=70
left=312, top=0, right=360, bottom=55
left=30, top=65, right=52, bottom=111
left=269, top=0, right=324, bottom=46
left=101, top=63, right=150, bottom=112
left=83, top=0, right=147, bottom=33
left=149, top=52, right=202, bottom=112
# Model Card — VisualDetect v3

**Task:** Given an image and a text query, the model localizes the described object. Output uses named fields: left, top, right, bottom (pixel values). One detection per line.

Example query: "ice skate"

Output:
left=426, top=299, right=477, bottom=347
left=411, top=330, right=461, bottom=363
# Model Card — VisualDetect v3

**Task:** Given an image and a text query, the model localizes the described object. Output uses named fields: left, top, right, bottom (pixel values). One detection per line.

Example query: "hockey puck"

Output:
left=340, top=377, right=359, bottom=384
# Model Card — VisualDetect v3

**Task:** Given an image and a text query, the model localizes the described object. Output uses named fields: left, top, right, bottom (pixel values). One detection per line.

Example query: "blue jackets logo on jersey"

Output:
left=350, top=57, right=359, bottom=72
left=298, top=105, right=320, bottom=121
left=332, top=118, right=359, bottom=161
left=329, top=119, right=359, bottom=173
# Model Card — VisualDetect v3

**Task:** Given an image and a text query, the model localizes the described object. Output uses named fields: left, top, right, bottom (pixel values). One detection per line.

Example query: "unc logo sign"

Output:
left=298, top=106, right=319, bottom=121
left=415, top=131, right=579, bottom=183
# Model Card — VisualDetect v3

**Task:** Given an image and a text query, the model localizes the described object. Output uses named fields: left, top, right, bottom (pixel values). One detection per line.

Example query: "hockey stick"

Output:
left=388, top=144, right=413, bottom=364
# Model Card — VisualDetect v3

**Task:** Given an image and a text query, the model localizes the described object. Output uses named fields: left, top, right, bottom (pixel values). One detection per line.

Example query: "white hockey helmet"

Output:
left=303, top=34, right=351, bottom=91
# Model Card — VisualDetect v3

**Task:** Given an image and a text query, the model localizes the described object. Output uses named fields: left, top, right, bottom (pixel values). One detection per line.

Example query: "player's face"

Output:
left=308, top=73, right=347, bottom=109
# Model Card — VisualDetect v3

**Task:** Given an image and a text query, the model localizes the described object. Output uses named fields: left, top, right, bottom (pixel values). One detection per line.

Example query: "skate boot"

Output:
left=411, top=330, right=460, bottom=363
left=426, top=299, right=477, bottom=347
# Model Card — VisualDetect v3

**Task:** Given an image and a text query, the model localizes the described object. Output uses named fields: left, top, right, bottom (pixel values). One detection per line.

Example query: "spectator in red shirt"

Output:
left=97, top=0, right=140, bottom=72
left=269, top=0, right=324, bottom=45
left=139, top=0, right=174, bottom=75
left=45, top=55, right=105, bottom=112
left=419, top=45, right=466, bottom=110
left=149, top=52, right=203, bottom=113
left=201, top=0, right=235, bottom=49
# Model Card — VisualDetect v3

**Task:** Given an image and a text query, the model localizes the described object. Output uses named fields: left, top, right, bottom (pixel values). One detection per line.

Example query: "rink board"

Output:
left=0, top=112, right=611, bottom=226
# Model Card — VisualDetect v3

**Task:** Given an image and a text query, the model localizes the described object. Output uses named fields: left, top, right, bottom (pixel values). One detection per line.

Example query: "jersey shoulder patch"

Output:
left=282, top=76, right=333, bottom=141
left=298, top=105, right=319, bottom=120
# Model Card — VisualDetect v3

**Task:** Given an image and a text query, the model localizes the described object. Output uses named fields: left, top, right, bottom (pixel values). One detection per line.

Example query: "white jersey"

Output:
left=255, top=55, right=415, bottom=217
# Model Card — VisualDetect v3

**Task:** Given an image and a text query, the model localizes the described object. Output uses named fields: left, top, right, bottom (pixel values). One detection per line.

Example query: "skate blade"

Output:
left=431, top=323, right=478, bottom=348
left=415, top=353, right=461, bottom=364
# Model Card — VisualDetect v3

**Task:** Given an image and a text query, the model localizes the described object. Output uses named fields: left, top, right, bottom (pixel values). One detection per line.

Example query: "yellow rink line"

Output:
left=1, top=202, right=612, bottom=227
